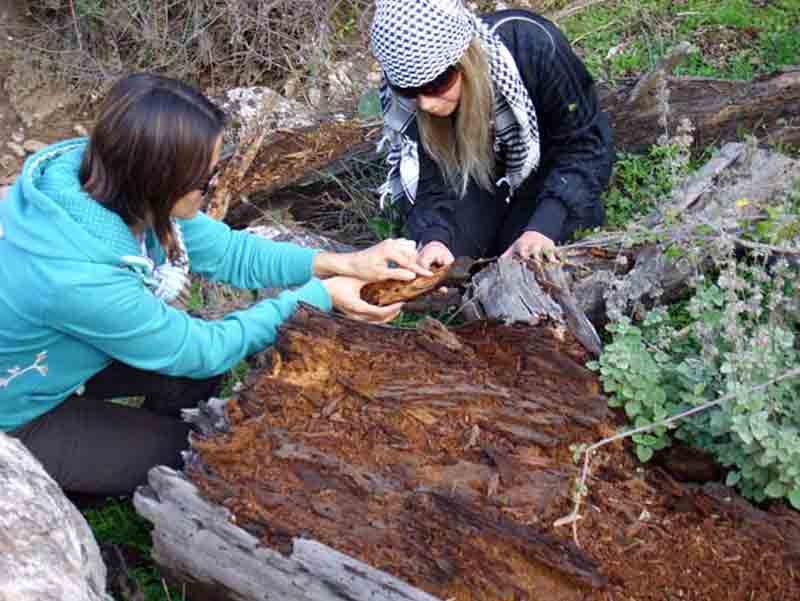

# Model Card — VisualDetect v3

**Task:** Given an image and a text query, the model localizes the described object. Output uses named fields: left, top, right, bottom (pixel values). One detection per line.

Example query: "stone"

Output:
left=22, top=139, right=48, bottom=154
left=6, top=142, right=25, bottom=158
left=0, top=154, right=18, bottom=172
left=74, top=124, right=89, bottom=137
left=211, top=86, right=318, bottom=147
left=0, top=433, right=109, bottom=601
left=11, top=130, right=24, bottom=144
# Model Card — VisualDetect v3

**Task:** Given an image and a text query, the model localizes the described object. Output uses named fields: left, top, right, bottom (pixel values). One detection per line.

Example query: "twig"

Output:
left=572, top=20, right=619, bottom=46
left=554, top=366, right=800, bottom=531
left=729, top=236, right=800, bottom=256
left=68, top=0, right=83, bottom=53
left=549, top=0, right=611, bottom=22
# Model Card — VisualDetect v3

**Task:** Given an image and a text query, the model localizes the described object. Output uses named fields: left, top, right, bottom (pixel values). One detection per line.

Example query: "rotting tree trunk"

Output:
left=134, top=307, right=800, bottom=601
left=135, top=307, right=611, bottom=601
left=598, top=66, right=800, bottom=152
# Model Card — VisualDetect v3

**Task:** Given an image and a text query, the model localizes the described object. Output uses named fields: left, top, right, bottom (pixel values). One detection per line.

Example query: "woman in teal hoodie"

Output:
left=0, top=73, right=428, bottom=495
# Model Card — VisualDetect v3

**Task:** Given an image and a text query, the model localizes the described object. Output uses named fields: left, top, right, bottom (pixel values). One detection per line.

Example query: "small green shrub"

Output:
left=592, top=254, right=800, bottom=507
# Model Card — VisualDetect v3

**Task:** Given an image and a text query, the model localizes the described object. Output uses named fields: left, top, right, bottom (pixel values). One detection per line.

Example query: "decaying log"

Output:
left=134, top=466, right=440, bottom=601
left=136, top=306, right=610, bottom=601
left=600, top=66, right=800, bottom=152
left=135, top=307, right=800, bottom=600
left=568, top=143, right=800, bottom=322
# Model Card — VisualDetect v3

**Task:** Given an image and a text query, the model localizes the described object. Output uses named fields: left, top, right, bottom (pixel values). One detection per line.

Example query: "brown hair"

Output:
left=417, top=37, right=495, bottom=197
left=80, top=73, right=226, bottom=254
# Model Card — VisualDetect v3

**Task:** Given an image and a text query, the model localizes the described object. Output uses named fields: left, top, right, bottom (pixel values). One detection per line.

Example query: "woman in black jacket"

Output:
left=371, top=0, right=614, bottom=268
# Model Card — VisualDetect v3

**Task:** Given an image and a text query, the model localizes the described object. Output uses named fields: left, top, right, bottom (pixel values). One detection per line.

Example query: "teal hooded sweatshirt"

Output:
left=0, top=139, right=332, bottom=431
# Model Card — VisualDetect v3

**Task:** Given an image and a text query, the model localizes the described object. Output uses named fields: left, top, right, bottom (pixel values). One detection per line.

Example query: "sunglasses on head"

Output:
left=389, top=65, right=460, bottom=99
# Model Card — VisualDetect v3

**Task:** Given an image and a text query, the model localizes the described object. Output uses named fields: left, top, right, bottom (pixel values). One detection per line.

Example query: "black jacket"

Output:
left=405, top=10, right=613, bottom=247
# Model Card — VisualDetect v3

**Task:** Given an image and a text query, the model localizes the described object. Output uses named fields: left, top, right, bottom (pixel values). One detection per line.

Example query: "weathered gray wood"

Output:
left=0, top=432, right=108, bottom=601
left=571, top=143, right=800, bottom=322
left=133, top=466, right=442, bottom=601
left=464, top=257, right=603, bottom=355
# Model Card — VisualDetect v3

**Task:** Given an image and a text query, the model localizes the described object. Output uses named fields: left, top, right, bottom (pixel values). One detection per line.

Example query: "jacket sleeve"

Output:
left=177, top=212, right=321, bottom=289
left=47, top=267, right=332, bottom=378
left=397, top=124, right=461, bottom=250
left=515, top=18, right=614, bottom=242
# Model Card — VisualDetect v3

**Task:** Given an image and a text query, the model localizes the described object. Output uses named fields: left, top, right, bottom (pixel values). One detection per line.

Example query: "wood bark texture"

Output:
left=136, top=307, right=611, bottom=601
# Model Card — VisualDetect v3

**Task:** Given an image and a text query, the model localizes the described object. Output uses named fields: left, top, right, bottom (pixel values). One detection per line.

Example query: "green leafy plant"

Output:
left=83, top=499, right=186, bottom=600
left=592, top=254, right=800, bottom=508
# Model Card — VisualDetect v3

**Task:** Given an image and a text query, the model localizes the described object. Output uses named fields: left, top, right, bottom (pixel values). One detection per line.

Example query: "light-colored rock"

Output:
left=0, top=433, right=109, bottom=601
left=74, top=124, right=90, bottom=137
left=212, top=86, right=318, bottom=147
left=307, top=86, right=323, bottom=108
left=0, top=154, right=18, bottom=172
left=11, top=130, right=24, bottom=144
left=6, top=141, right=25, bottom=158
left=22, top=139, right=48, bottom=154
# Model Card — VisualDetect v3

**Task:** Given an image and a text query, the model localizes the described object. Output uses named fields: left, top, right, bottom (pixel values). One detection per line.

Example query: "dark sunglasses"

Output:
left=389, top=65, right=460, bottom=99
left=197, top=164, right=222, bottom=195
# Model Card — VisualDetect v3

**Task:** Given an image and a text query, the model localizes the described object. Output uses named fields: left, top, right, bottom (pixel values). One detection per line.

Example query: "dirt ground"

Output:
left=0, top=0, right=92, bottom=186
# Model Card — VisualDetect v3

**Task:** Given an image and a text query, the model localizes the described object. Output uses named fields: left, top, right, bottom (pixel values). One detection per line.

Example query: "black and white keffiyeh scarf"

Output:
left=377, top=15, right=540, bottom=208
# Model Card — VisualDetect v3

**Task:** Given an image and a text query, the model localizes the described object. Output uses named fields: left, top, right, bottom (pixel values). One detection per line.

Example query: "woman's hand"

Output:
left=501, top=231, right=558, bottom=262
left=417, top=241, right=455, bottom=270
left=314, top=239, right=432, bottom=282
left=322, top=276, right=403, bottom=323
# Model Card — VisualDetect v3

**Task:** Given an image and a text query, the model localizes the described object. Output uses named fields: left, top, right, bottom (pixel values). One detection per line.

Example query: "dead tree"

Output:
left=134, top=306, right=800, bottom=601
left=135, top=307, right=610, bottom=601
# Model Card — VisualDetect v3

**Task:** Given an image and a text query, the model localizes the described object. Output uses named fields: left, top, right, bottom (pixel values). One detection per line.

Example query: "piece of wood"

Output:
left=464, top=257, right=603, bottom=355
left=361, top=265, right=450, bottom=306
left=134, top=466, right=441, bottom=601
left=599, top=67, right=800, bottom=152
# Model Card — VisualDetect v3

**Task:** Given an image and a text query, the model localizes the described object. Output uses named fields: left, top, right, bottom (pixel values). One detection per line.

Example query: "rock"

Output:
left=74, top=124, right=89, bottom=137
left=0, top=154, right=18, bottom=172
left=11, top=131, right=24, bottom=144
left=212, top=87, right=317, bottom=147
left=23, top=139, right=48, bottom=154
left=0, top=433, right=108, bottom=601
left=6, top=142, right=25, bottom=158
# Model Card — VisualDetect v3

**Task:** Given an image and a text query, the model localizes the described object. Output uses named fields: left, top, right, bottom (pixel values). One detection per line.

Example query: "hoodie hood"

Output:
left=0, top=138, right=140, bottom=265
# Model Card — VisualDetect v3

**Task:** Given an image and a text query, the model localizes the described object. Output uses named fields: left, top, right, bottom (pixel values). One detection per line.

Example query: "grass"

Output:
left=560, top=0, right=800, bottom=82
left=83, top=499, right=185, bottom=601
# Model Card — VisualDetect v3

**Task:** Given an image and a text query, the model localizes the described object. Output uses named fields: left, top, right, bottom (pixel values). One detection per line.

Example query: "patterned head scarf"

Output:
left=371, top=0, right=541, bottom=207
left=371, top=0, right=475, bottom=88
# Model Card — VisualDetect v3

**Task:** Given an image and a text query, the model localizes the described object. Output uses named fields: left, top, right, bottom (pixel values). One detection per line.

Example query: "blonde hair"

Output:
left=417, top=37, right=495, bottom=197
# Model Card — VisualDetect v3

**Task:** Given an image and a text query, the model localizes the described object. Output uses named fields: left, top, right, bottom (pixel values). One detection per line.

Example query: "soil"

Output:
left=188, top=308, right=800, bottom=601
left=0, top=0, right=93, bottom=185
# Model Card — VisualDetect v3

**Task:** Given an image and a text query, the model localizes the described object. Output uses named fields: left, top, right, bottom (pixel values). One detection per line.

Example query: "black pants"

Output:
left=8, top=362, right=221, bottom=496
